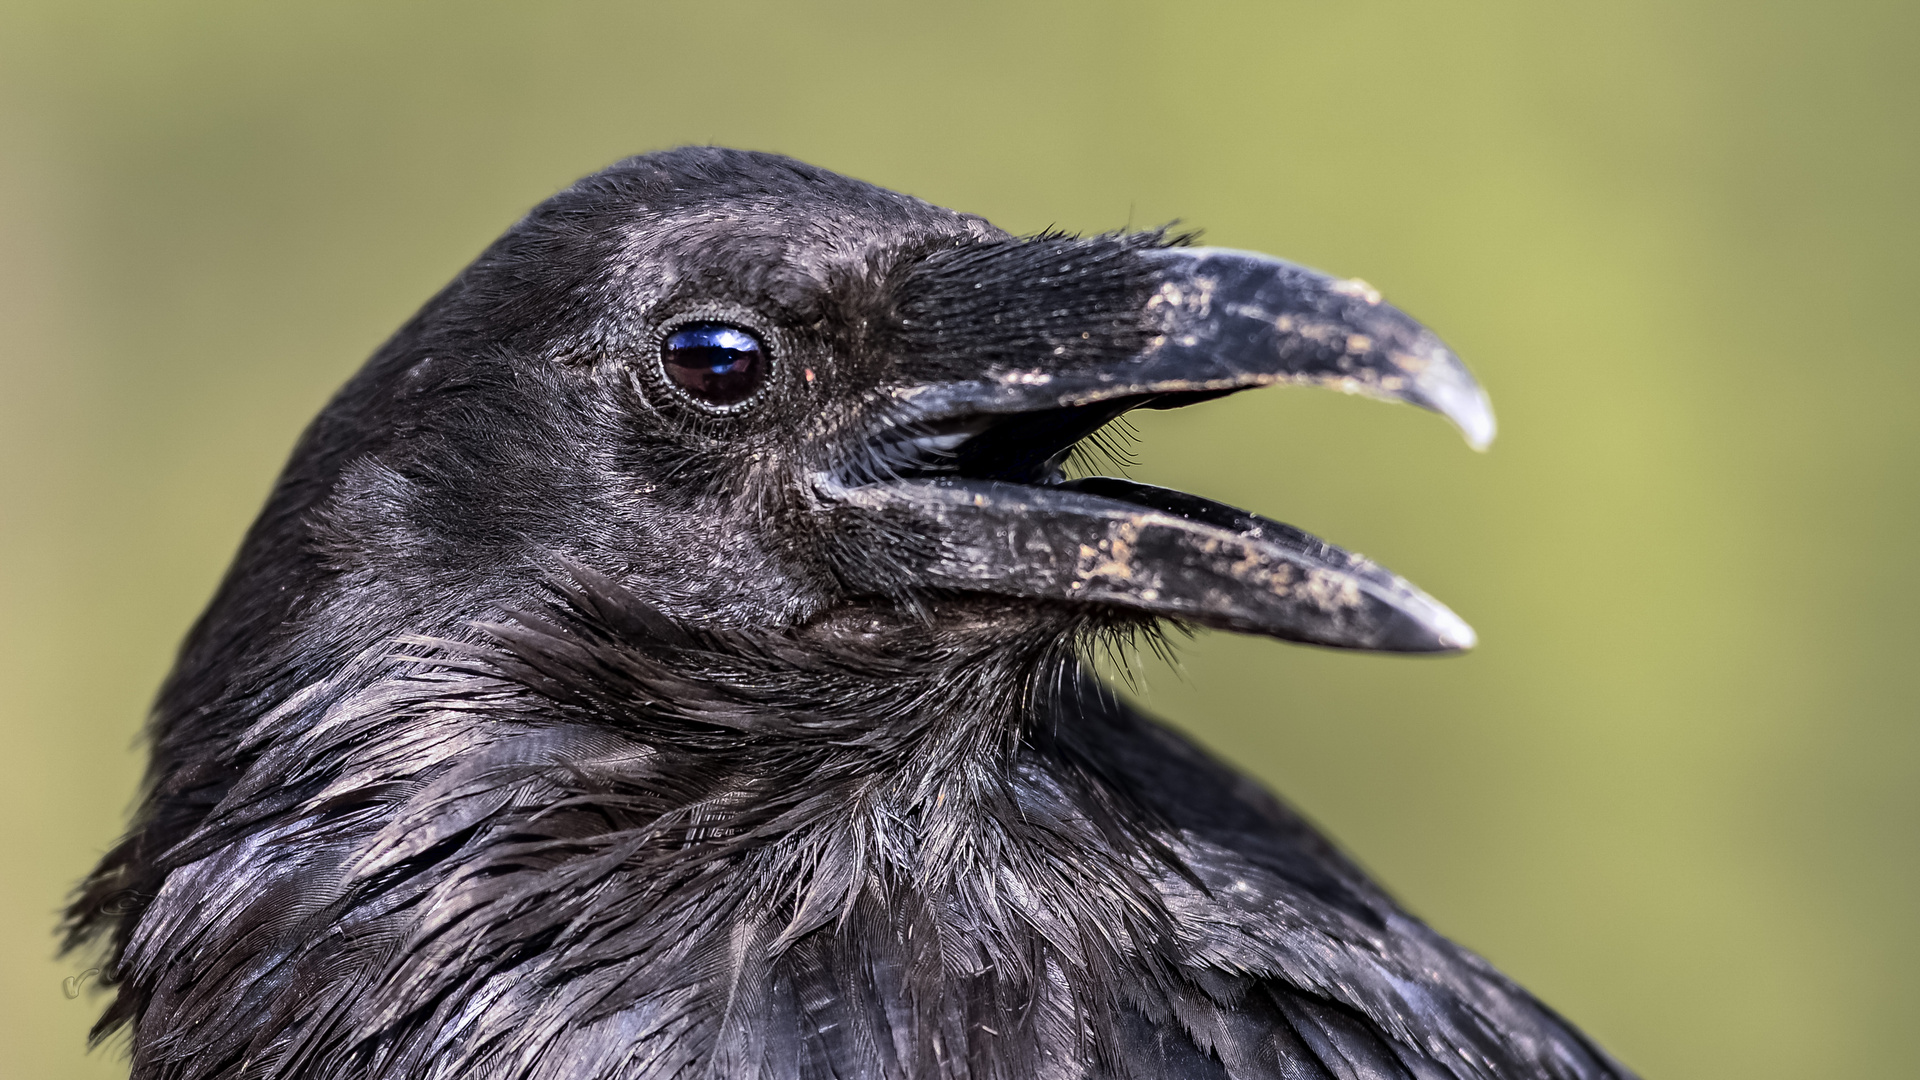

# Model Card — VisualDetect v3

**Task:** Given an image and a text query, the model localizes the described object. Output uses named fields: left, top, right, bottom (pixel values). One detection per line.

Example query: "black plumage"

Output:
left=66, top=148, right=1630, bottom=1080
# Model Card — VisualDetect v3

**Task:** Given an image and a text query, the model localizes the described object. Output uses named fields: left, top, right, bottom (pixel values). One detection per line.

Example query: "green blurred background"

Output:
left=3, top=2, right=1914, bottom=1077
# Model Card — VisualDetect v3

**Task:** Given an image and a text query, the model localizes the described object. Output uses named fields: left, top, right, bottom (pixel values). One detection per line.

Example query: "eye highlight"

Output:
left=660, top=323, right=768, bottom=408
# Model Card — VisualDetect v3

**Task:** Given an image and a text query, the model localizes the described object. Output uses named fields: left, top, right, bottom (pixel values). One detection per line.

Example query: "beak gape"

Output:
left=820, top=246, right=1492, bottom=653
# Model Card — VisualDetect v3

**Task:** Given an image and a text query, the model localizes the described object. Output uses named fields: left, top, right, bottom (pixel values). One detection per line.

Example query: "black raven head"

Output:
left=72, top=149, right=1620, bottom=1080
left=262, top=147, right=1487, bottom=675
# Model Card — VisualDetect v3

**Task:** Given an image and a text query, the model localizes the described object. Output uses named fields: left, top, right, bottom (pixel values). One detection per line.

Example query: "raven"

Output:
left=67, top=148, right=1629, bottom=1080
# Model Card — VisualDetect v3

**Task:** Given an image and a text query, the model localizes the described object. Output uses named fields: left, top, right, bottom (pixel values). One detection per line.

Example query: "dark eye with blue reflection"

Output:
left=661, top=323, right=768, bottom=407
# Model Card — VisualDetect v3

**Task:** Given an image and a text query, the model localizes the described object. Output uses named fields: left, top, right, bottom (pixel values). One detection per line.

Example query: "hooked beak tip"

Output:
left=1408, top=344, right=1496, bottom=451
left=1458, top=385, right=1497, bottom=452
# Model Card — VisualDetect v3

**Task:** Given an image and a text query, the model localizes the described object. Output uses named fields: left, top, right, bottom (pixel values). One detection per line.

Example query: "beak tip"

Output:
left=1418, top=360, right=1496, bottom=451
left=1388, top=595, right=1478, bottom=653
left=1461, top=390, right=1497, bottom=452
left=1435, top=611, right=1478, bottom=652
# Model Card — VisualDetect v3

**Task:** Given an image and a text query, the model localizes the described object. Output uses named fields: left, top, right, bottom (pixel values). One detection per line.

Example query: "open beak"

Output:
left=815, top=246, right=1493, bottom=653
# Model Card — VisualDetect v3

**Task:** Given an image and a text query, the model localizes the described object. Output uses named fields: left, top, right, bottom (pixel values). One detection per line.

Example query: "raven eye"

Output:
left=661, top=323, right=768, bottom=407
